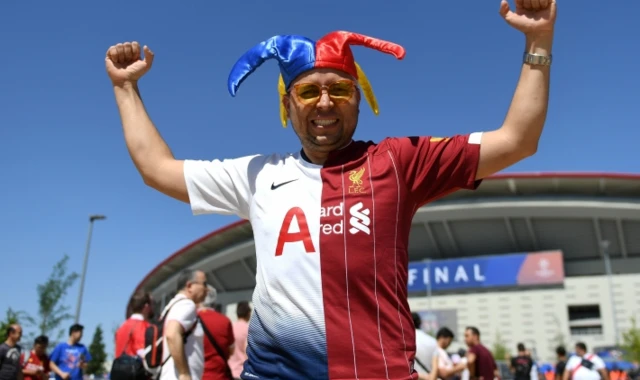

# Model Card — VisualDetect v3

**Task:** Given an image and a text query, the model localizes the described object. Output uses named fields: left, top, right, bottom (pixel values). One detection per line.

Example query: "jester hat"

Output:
left=227, top=31, right=406, bottom=127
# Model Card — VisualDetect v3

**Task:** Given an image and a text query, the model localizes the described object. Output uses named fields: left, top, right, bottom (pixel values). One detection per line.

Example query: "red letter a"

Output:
left=275, top=207, right=316, bottom=256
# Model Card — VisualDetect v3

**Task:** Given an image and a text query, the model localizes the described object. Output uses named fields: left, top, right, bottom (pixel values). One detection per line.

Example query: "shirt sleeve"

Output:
left=592, top=356, right=605, bottom=370
left=386, top=132, right=483, bottom=207
left=83, top=346, right=92, bottom=362
left=49, top=345, right=60, bottom=363
left=183, top=154, right=264, bottom=219
left=166, top=300, right=198, bottom=332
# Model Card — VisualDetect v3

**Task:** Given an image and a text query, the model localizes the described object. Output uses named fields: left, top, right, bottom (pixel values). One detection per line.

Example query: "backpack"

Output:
left=142, top=297, right=197, bottom=378
left=110, top=322, right=148, bottom=380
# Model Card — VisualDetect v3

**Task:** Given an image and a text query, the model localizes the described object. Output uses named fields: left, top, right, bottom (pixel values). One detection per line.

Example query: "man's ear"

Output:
left=282, top=95, right=291, bottom=118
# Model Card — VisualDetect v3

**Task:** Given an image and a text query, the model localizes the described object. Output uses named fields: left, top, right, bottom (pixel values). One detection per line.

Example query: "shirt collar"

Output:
left=130, top=313, right=144, bottom=321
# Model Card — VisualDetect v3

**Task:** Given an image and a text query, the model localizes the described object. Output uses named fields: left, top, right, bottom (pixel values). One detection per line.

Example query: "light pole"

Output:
left=74, top=214, right=106, bottom=324
left=600, top=240, right=620, bottom=346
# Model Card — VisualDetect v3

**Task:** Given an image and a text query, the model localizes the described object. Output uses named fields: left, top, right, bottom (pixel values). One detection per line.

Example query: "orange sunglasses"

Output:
left=291, top=80, right=357, bottom=105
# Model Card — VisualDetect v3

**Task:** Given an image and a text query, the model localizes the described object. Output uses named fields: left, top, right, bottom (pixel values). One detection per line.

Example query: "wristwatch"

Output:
left=523, top=52, right=552, bottom=66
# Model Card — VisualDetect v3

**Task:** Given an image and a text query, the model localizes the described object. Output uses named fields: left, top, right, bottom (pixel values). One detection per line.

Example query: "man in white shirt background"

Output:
left=431, top=327, right=468, bottom=380
left=160, top=269, right=209, bottom=380
left=562, top=342, right=608, bottom=380
left=413, top=312, right=438, bottom=379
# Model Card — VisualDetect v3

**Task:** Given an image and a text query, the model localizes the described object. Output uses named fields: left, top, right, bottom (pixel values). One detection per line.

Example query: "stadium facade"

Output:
left=133, top=173, right=640, bottom=361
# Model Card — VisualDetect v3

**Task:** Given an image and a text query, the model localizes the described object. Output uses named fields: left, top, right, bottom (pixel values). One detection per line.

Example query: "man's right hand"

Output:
left=105, top=41, right=155, bottom=86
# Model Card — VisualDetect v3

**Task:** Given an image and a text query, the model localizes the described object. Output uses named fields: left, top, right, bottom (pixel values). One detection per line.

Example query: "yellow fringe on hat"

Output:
left=278, top=74, right=288, bottom=127
left=354, top=62, right=379, bottom=116
left=277, top=61, right=379, bottom=128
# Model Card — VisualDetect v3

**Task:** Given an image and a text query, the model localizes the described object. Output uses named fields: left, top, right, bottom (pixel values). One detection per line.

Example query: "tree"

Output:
left=25, top=254, right=79, bottom=342
left=549, top=314, right=567, bottom=355
left=621, top=316, right=640, bottom=361
left=492, top=330, right=509, bottom=361
left=86, top=325, right=107, bottom=376
left=0, top=308, right=26, bottom=343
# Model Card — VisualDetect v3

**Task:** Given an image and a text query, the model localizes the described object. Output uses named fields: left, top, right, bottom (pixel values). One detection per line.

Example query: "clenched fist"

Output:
left=105, top=41, right=154, bottom=86
left=500, top=0, right=557, bottom=36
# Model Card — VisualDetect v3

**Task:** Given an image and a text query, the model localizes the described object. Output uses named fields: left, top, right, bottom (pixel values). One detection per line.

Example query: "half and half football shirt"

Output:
left=184, top=133, right=482, bottom=380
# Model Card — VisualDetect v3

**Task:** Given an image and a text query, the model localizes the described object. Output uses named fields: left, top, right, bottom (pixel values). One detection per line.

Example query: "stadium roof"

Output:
left=133, top=172, right=640, bottom=306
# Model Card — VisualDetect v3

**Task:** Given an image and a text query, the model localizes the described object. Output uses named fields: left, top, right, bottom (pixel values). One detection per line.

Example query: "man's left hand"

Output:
left=499, top=0, right=557, bottom=36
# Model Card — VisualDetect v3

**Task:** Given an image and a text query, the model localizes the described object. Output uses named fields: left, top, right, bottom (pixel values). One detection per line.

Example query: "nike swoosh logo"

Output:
left=271, top=179, right=299, bottom=190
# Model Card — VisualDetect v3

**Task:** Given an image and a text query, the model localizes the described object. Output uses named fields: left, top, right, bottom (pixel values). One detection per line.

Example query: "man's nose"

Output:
left=316, top=91, right=334, bottom=110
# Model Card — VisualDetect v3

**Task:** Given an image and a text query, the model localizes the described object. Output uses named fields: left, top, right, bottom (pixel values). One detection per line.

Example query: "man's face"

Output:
left=575, top=345, right=585, bottom=356
left=188, top=271, right=209, bottom=304
left=464, top=329, right=476, bottom=346
left=72, top=330, right=83, bottom=343
left=283, top=68, right=361, bottom=161
left=10, top=325, right=22, bottom=342
left=34, top=343, right=47, bottom=356
left=439, top=337, right=453, bottom=349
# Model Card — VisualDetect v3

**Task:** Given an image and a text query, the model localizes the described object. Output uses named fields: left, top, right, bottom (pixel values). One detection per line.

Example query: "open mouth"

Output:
left=312, top=119, right=339, bottom=127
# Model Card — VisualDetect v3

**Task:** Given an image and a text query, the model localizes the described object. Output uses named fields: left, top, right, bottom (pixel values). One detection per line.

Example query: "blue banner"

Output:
left=407, top=250, right=564, bottom=293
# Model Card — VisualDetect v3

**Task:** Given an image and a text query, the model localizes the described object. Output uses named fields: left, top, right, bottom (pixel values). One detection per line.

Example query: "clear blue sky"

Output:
left=1, top=0, right=637, bottom=359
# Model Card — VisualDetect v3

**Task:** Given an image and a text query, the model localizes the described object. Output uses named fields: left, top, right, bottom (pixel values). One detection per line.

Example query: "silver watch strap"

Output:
left=523, top=52, right=552, bottom=66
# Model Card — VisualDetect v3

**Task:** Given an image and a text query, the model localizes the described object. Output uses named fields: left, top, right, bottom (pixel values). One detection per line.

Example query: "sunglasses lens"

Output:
left=329, top=82, right=354, bottom=100
left=296, top=84, right=321, bottom=101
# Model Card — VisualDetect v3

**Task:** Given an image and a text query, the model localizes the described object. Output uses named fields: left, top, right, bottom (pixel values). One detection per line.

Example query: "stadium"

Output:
left=132, top=172, right=640, bottom=362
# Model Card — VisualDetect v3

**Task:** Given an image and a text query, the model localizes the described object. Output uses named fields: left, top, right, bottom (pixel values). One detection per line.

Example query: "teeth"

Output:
left=313, top=119, right=338, bottom=126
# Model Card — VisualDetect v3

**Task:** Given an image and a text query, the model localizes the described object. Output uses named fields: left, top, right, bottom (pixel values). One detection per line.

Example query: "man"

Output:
left=21, top=335, right=50, bottom=380
left=510, top=343, right=534, bottom=380
left=115, top=291, right=154, bottom=358
left=562, top=343, right=608, bottom=380
left=49, top=324, right=91, bottom=380
left=159, top=269, right=208, bottom=380
left=412, top=313, right=437, bottom=377
left=0, top=324, right=23, bottom=380
left=105, top=1, right=556, bottom=377
left=465, top=327, right=498, bottom=380
left=431, top=327, right=467, bottom=380
left=198, top=285, right=235, bottom=380
left=228, top=301, right=251, bottom=380
left=555, top=346, right=567, bottom=380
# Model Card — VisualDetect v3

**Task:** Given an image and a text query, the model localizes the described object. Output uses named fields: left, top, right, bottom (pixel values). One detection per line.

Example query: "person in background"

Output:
left=160, top=269, right=208, bottom=380
left=554, top=346, right=567, bottom=380
left=413, top=312, right=438, bottom=378
left=464, top=327, right=498, bottom=380
left=115, top=291, right=154, bottom=358
left=197, top=285, right=235, bottom=380
left=0, top=324, right=23, bottom=380
left=562, top=342, right=608, bottom=380
left=21, top=335, right=50, bottom=380
left=228, top=301, right=251, bottom=380
left=510, top=343, right=534, bottom=380
left=49, top=324, right=91, bottom=380
left=431, top=327, right=467, bottom=380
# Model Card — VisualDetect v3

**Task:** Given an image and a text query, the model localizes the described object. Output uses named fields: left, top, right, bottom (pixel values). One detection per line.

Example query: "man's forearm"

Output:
left=49, top=361, right=65, bottom=377
left=114, top=82, right=175, bottom=180
left=501, top=33, right=553, bottom=152
left=166, top=334, right=190, bottom=376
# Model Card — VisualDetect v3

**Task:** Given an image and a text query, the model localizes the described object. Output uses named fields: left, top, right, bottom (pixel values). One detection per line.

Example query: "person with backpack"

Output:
left=510, top=343, right=534, bottom=380
left=111, top=291, right=155, bottom=380
left=562, top=343, right=608, bottom=380
left=149, top=269, right=208, bottom=380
